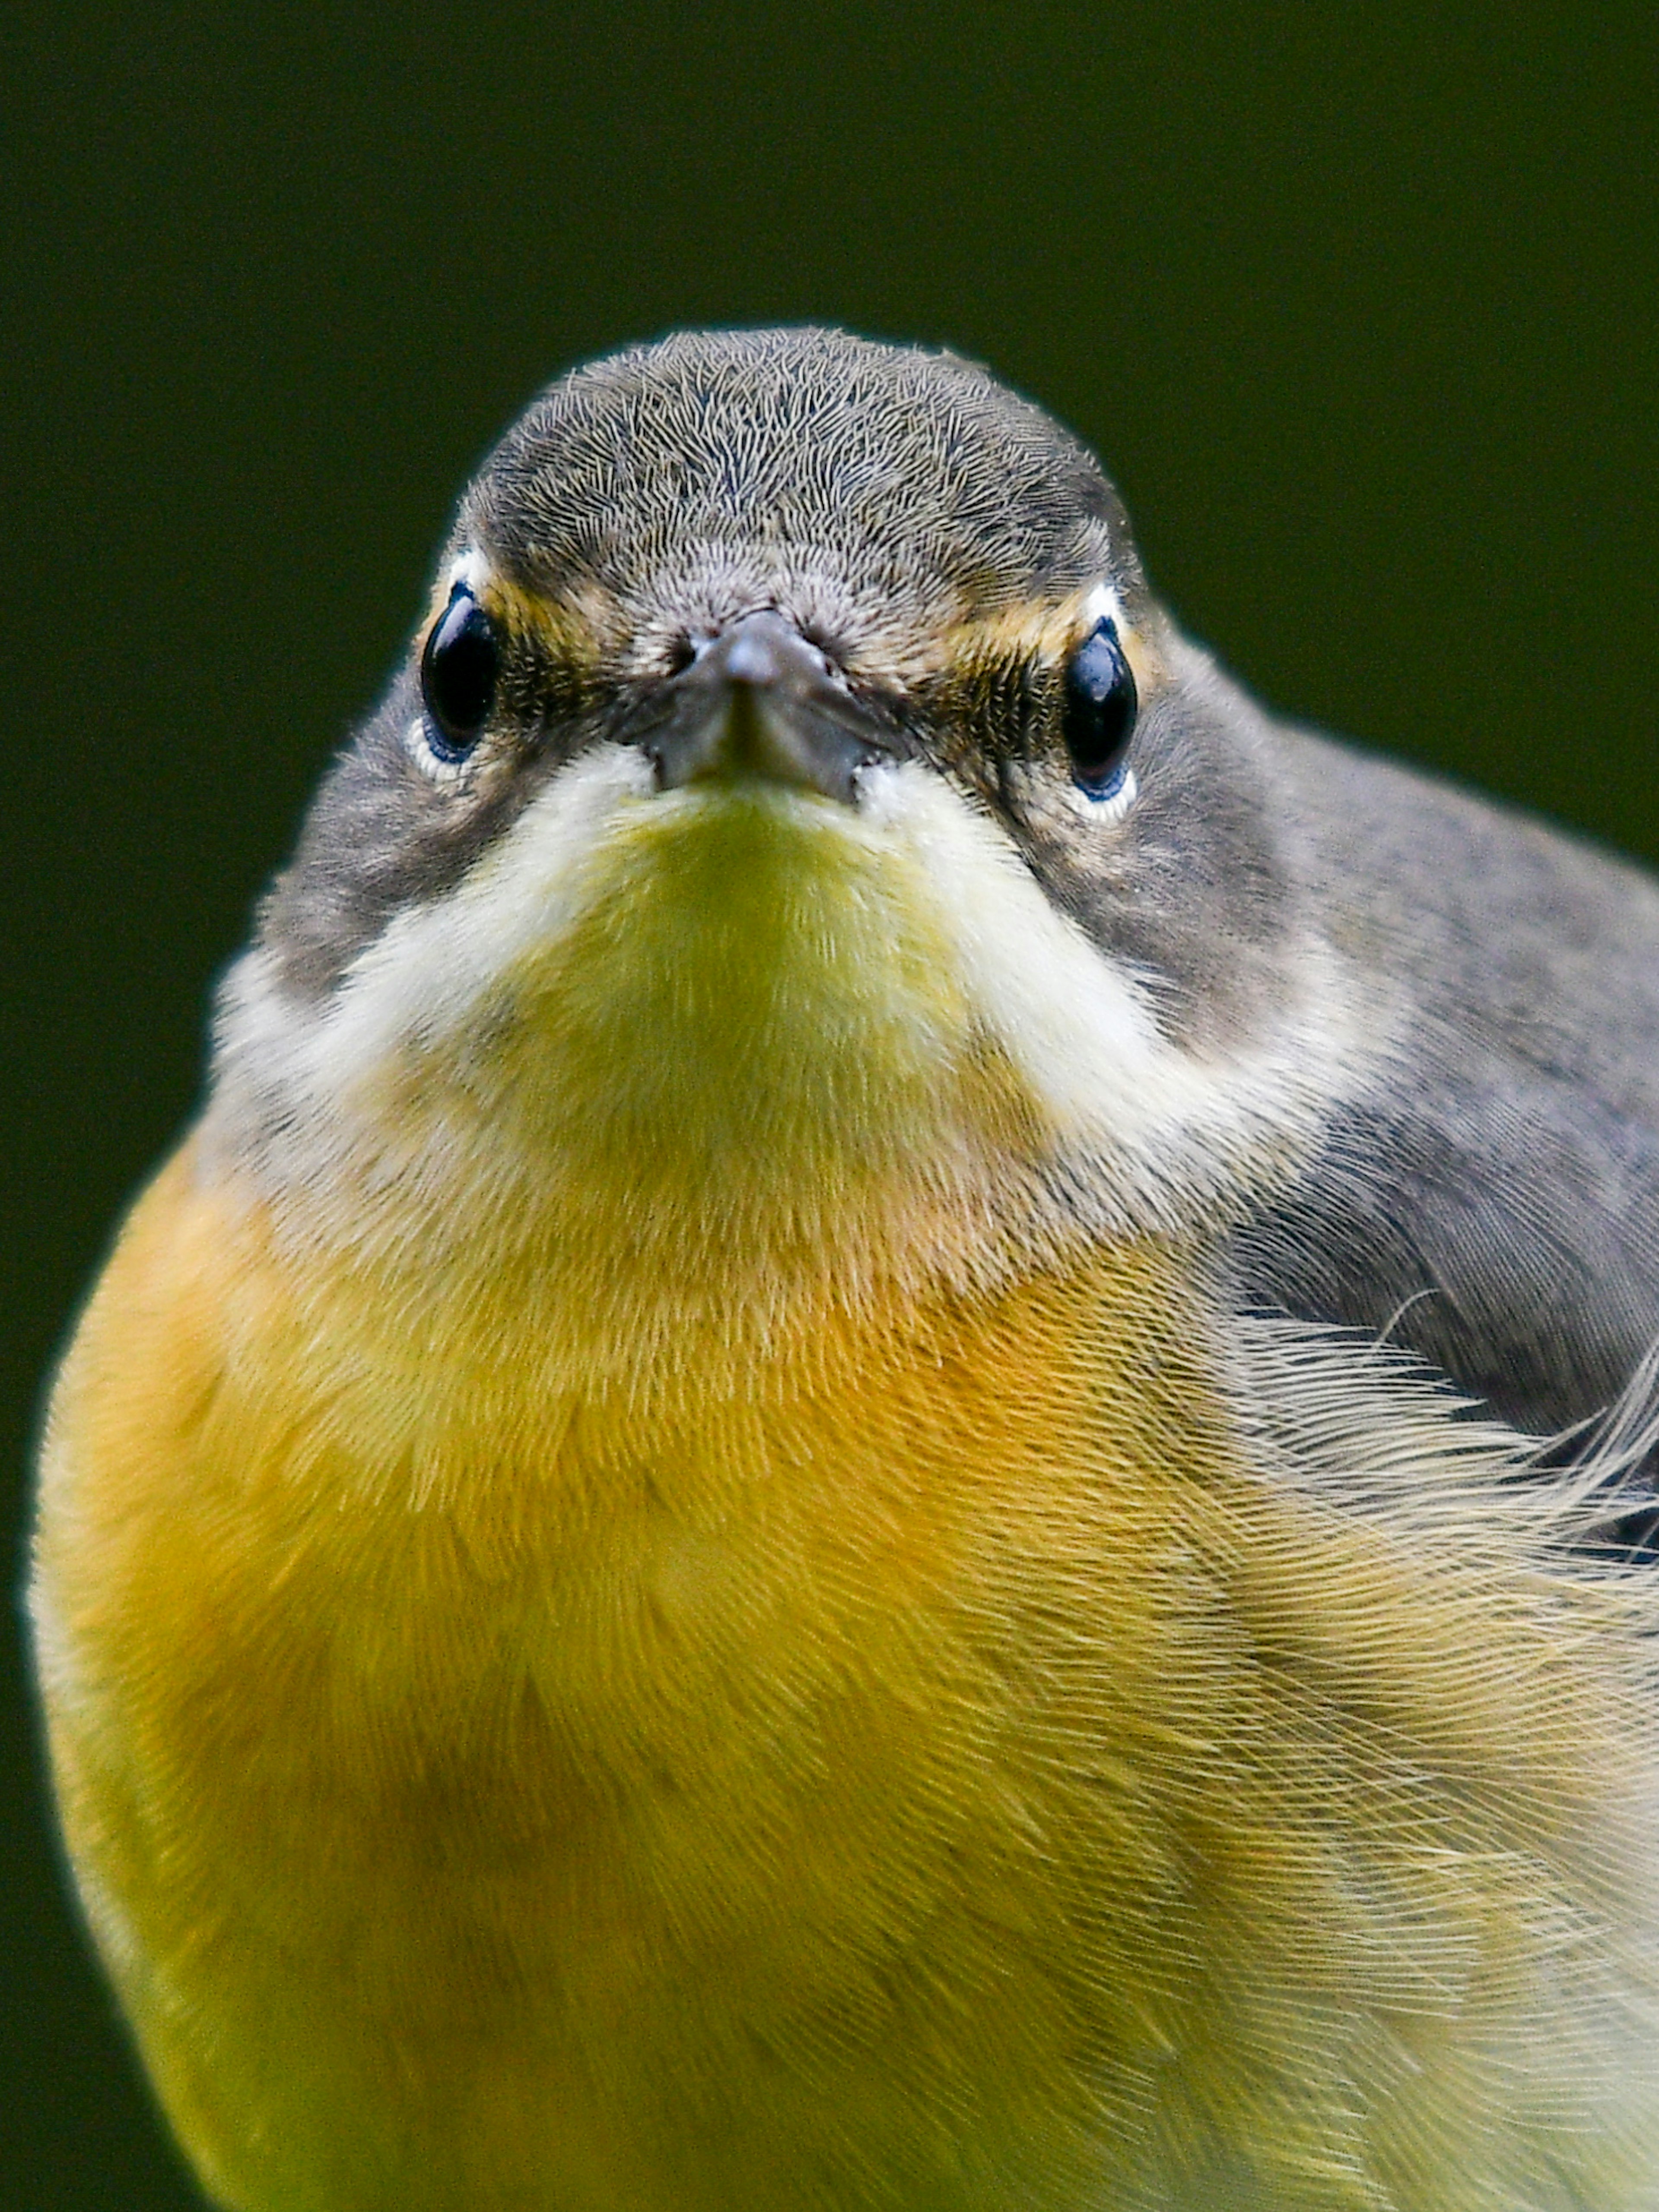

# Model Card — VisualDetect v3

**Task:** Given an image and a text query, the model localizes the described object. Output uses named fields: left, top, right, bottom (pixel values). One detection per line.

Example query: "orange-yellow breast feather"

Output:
left=36, top=1136, right=1659, bottom=2211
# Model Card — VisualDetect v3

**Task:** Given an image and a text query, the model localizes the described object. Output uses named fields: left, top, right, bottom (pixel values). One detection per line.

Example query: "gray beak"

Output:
left=634, top=612, right=898, bottom=803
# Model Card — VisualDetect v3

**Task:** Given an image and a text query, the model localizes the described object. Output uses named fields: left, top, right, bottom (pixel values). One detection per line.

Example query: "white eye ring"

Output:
left=405, top=713, right=470, bottom=785
left=1063, top=765, right=1137, bottom=826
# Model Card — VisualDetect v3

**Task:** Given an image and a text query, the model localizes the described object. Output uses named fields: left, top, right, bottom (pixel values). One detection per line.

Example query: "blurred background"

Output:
left=4, top=1, right=1656, bottom=2201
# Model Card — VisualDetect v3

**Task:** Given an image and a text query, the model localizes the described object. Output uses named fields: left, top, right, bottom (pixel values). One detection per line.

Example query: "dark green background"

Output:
left=5, top=3, right=1656, bottom=2202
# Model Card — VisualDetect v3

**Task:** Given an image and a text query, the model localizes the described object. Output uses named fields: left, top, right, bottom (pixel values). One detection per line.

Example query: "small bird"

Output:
left=31, top=328, right=1659, bottom=2212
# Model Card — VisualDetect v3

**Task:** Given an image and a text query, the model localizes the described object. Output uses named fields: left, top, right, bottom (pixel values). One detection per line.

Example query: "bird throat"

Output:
left=341, top=782, right=1065, bottom=1399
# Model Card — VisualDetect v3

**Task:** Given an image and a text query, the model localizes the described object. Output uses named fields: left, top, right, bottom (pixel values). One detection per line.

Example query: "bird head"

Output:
left=207, top=330, right=1354, bottom=1379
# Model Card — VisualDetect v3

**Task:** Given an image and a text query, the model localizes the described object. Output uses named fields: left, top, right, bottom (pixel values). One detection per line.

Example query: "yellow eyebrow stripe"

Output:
left=935, top=592, right=1164, bottom=695
left=426, top=567, right=1164, bottom=695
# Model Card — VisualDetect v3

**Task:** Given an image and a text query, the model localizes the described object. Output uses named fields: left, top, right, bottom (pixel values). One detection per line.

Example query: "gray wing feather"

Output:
left=1227, top=726, right=1659, bottom=1451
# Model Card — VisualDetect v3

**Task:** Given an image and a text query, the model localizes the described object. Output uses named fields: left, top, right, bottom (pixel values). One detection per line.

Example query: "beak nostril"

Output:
left=630, top=609, right=896, bottom=802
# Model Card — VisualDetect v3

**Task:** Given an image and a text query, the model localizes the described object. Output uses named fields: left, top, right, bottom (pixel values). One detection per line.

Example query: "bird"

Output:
left=30, top=325, right=1659, bottom=2212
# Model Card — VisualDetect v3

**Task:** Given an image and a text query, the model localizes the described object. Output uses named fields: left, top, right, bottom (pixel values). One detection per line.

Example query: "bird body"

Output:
left=31, top=330, right=1659, bottom=2209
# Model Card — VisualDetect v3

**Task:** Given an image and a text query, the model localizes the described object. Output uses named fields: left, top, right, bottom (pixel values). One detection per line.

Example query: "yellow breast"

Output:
left=36, top=1142, right=1659, bottom=2212
left=36, top=1143, right=1197, bottom=2207
left=33, top=780, right=1659, bottom=2211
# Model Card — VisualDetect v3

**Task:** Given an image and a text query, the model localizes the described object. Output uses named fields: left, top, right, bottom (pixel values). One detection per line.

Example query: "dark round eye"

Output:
left=420, top=585, right=500, bottom=755
left=1061, top=617, right=1138, bottom=799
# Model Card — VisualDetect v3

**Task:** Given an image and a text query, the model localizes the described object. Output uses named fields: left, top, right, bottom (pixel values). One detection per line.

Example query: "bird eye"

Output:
left=1062, top=617, right=1138, bottom=800
left=420, top=585, right=500, bottom=756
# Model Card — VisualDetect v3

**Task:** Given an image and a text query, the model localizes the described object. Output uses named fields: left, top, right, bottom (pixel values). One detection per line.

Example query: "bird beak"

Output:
left=632, top=611, right=896, bottom=804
